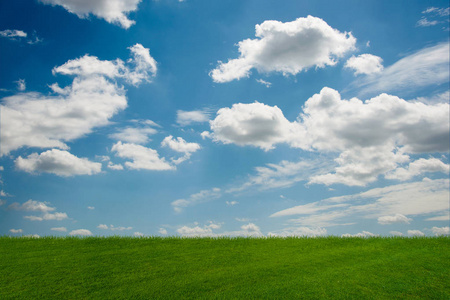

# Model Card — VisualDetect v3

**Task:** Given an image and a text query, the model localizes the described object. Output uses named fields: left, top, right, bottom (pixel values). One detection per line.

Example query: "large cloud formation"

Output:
left=39, top=0, right=142, bottom=29
left=210, top=16, right=356, bottom=82
left=0, top=44, right=156, bottom=156
left=208, top=87, right=449, bottom=186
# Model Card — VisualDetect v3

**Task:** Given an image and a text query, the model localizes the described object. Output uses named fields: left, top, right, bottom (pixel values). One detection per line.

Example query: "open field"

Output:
left=1, top=236, right=449, bottom=299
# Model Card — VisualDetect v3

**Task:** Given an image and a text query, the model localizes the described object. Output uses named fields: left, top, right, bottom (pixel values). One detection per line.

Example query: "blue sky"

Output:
left=0, top=0, right=449, bottom=238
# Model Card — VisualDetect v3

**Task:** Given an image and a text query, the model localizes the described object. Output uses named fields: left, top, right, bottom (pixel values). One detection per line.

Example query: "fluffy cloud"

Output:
left=51, top=227, right=67, bottom=232
left=389, top=231, right=403, bottom=236
left=176, top=110, right=210, bottom=126
left=271, top=178, right=449, bottom=227
left=342, top=231, right=378, bottom=238
left=377, top=213, right=412, bottom=225
left=111, top=142, right=174, bottom=171
left=351, top=43, right=449, bottom=96
left=69, top=229, right=93, bottom=236
left=171, top=187, right=221, bottom=213
left=345, top=54, right=384, bottom=75
left=161, top=135, right=201, bottom=164
left=210, top=16, right=356, bottom=82
left=109, top=127, right=157, bottom=144
left=268, top=227, right=327, bottom=237
left=385, top=158, right=449, bottom=181
left=16, top=149, right=102, bottom=176
left=134, top=232, right=144, bottom=237
left=177, top=222, right=222, bottom=237
left=9, top=229, right=23, bottom=234
left=158, top=228, right=168, bottom=235
left=209, top=87, right=449, bottom=186
left=407, top=230, right=425, bottom=237
left=39, top=0, right=141, bottom=29
left=97, top=224, right=132, bottom=231
left=0, top=29, right=27, bottom=38
left=16, top=79, right=26, bottom=91
left=209, top=102, right=298, bottom=151
left=9, top=199, right=69, bottom=221
left=431, top=226, right=449, bottom=236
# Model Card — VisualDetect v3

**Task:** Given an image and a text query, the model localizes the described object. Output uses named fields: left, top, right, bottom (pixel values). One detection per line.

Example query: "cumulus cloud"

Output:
left=385, top=158, right=449, bottom=181
left=158, top=228, right=168, bottom=235
left=209, top=87, right=449, bottom=186
left=0, top=29, right=27, bottom=39
left=350, top=43, right=449, bottom=97
left=431, top=226, right=449, bottom=236
left=407, top=230, right=425, bottom=237
left=15, top=149, right=102, bottom=176
left=345, top=54, right=383, bottom=75
left=210, top=16, right=356, bottom=82
left=377, top=213, right=412, bottom=225
left=111, top=142, right=174, bottom=171
left=9, top=229, right=23, bottom=234
left=177, top=222, right=222, bottom=237
left=268, top=227, right=327, bottom=237
left=271, top=178, right=449, bottom=227
left=107, top=162, right=124, bottom=170
left=171, top=187, right=221, bottom=213
left=9, top=199, right=69, bottom=221
left=39, top=0, right=142, bottom=29
left=389, top=231, right=403, bottom=236
left=97, top=224, right=132, bottom=231
left=342, top=231, right=378, bottom=238
left=51, top=227, right=67, bottom=232
left=176, top=110, right=210, bottom=126
left=69, top=229, right=93, bottom=236
left=209, top=102, right=298, bottom=151
left=109, top=127, right=157, bottom=144
left=134, top=232, right=144, bottom=237
left=161, top=136, right=201, bottom=164
left=15, top=79, right=26, bottom=91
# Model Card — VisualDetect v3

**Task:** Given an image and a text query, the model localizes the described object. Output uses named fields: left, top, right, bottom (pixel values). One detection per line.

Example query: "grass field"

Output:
left=1, top=236, right=449, bottom=299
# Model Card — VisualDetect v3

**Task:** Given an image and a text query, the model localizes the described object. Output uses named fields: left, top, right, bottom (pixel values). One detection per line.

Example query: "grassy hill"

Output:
left=1, top=236, right=449, bottom=299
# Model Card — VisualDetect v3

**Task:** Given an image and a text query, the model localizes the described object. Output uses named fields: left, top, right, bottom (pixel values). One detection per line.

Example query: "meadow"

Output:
left=1, top=236, right=449, bottom=299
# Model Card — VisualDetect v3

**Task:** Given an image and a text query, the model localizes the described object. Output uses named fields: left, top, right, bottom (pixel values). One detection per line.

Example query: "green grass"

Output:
left=1, top=236, right=449, bottom=299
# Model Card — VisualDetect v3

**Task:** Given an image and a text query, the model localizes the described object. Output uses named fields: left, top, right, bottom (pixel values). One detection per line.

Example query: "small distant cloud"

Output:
left=87, top=206, right=95, bottom=210
left=342, top=231, right=378, bottom=238
left=345, top=54, right=384, bottom=75
left=407, top=230, right=425, bottom=237
left=431, top=226, right=449, bottom=236
left=134, top=232, right=144, bottom=237
left=417, top=7, right=449, bottom=28
left=9, top=229, right=23, bottom=234
left=0, top=29, right=42, bottom=44
left=158, top=228, right=168, bottom=235
left=51, top=227, right=67, bottom=232
left=176, top=110, right=210, bottom=126
left=256, top=79, right=271, bottom=88
left=389, top=231, right=403, bottom=236
left=15, top=79, right=26, bottom=91
left=107, top=162, right=124, bottom=170
left=97, top=224, right=108, bottom=230
left=69, top=229, right=93, bottom=236
left=226, top=201, right=239, bottom=206
left=378, top=214, right=412, bottom=225
left=97, top=224, right=132, bottom=231
left=235, top=218, right=251, bottom=222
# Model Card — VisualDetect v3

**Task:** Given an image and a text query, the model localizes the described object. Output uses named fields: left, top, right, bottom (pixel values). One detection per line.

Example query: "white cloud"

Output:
left=107, top=162, right=124, bottom=170
left=171, top=187, right=221, bottom=212
left=126, top=43, right=158, bottom=85
left=97, top=224, right=132, bottom=231
left=342, top=231, right=378, bottom=238
left=177, top=221, right=222, bottom=237
left=23, top=234, right=40, bottom=238
left=0, top=29, right=27, bottom=38
left=271, top=178, right=449, bottom=227
left=15, top=79, right=26, bottom=91
left=69, top=229, right=93, bottom=236
left=268, top=227, right=327, bottom=237
left=425, top=213, right=449, bottom=221
left=8, top=199, right=55, bottom=213
left=209, top=102, right=298, bottom=151
left=87, top=206, right=95, bottom=210
left=389, top=231, right=403, bottom=236
left=407, top=230, right=425, bottom=237
left=9, top=229, right=23, bottom=233
left=158, top=228, right=168, bottom=235
left=97, top=224, right=108, bottom=229
left=226, top=201, right=238, bottom=206
left=416, top=18, right=440, bottom=27
left=209, top=87, right=449, bottom=186
left=24, top=212, right=68, bottom=221
left=431, top=226, right=449, bottom=236
left=345, top=54, right=384, bottom=75
left=39, top=0, right=142, bottom=29
left=109, top=127, right=157, bottom=144
left=51, top=227, right=67, bottom=232
left=385, top=158, right=449, bottom=181
left=161, top=135, right=201, bottom=165
left=377, top=213, right=412, bottom=225
left=422, top=7, right=450, bottom=16
left=111, top=142, right=174, bottom=171
left=256, top=79, right=271, bottom=88
left=16, top=149, right=102, bottom=176
left=210, top=16, right=356, bottom=82
left=134, top=232, right=144, bottom=237
left=350, top=43, right=449, bottom=96
left=176, top=110, right=210, bottom=126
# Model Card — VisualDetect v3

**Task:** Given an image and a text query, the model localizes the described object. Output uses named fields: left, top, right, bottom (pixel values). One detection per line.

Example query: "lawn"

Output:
left=1, top=236, right=449, bottom=299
